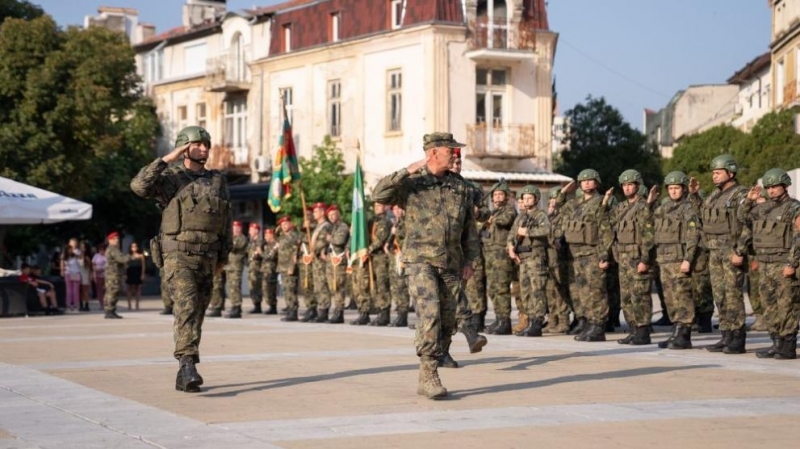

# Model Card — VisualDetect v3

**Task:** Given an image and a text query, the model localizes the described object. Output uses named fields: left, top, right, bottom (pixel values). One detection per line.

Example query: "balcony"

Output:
left=205, top=48, right=251, bottom=93
left=466, top=123, right=536, bottom=158
left=465, top=18, right=537, bottom=63
left=206, top=144, right=251, bottom=174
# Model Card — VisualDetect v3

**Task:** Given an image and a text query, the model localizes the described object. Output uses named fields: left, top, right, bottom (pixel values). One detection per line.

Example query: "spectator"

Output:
left=78, top=241, right=93, bottom=312
left=50, top=249, right=61, bottom=276
left=61, top=245, right=81, bottom=312
left=92, top=244, right=107, bottom=309
left=21, top=263, right=63, bottom=315
left=126, top=241, right=145, bottom=310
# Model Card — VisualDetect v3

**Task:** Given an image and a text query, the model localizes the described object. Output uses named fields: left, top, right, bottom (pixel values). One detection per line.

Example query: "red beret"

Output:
left=277, top=216, right=292, bottom=226
left=106, top=231, right=119, bottom=241
left=312, top=202, right=327, bottom=210
left=232, top=221, right=242, bottom=227
left=249, top=223, right=261, bottom=230
left=264, top=228, right=275, bottom=234
left=326, top=204, right=339, bottom=215
left=453, top=147, right=462, bottom=158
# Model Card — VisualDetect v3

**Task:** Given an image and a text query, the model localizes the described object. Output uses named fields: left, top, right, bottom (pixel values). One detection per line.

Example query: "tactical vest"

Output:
left=702, top=186, right=744, bottom=236
left=564, top=220, right=598, bottom=245
left=614, top=202, right=644, bottom=246
left=752, top=199, right=798, bottom=255
left=654, top=217, right=682, bottom=245
left=161, top=171, right=229, bottom=243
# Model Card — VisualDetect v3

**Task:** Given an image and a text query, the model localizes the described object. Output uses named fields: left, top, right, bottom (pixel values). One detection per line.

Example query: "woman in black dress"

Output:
left=126, top=242, right=145, bottom=310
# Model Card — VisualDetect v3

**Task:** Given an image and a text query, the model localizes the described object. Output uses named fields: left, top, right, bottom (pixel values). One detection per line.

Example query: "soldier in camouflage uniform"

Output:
left=545, top=188, right=572, bottom=333
left=695, top=155, right=749, bottom=354
left=651, top=172, right=701, bottom=349
left=739, top=169, right=800, bottom=360
left=746, top=189, right=770, bottom=332
left=388, top=204, right=410, bottom=327
left=479, top=182, right=517, bottom=335
left=559, top=169, right=613, bottom=342
left=103, top=232, right=135, bottom=319
left=507, top=185, right=551, bottom=337
left=373, top=132, right=481, bottom=400
left=276, top=216, right=301, bottom=321
left=609, top=170, right=655, bottom=345
left=322, top=205, right=350, bottom=324
left=131, top=125, right=232, bottom=392
left=223, top=221, right=248, bottom=319
left=367, top=202, right=393, bottom=326
left=260, top=227, right=279, bottom=314
left=159, top=267, right=173, bottom=315
left=207, top=270, right=225, bottom=317
left=302, top=202, right=332, bottom=322
left=246, top=223, right=263, bottom=314
left=298, top=207, right=317, bottom=321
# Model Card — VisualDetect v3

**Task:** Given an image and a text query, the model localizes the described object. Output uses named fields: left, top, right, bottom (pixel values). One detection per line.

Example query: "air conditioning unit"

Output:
left=253, top=155, right=270, bottom=174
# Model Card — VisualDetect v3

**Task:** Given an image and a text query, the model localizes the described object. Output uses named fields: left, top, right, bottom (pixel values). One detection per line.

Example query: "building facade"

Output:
left=771, top=0, right=800, bottom=108
left=727, top=52, right=772, bottom=132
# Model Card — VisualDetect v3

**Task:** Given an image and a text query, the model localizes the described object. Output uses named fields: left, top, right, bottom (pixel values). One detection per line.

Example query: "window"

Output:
left=329, top=13, right=340, bottom=42
left=231, top=32, right=246, bottom=82
left=476, top=68, right=506, bottom=127
left=224, top=98, right=247, bottom=164
left=176, top=105, right=187, bottom=137
left=387, top=70, right=402, bottom=132
left=184, top=43, right=207, bottom=75
left=177, top=106, right=187, bottom=121
left=196, top=103, right=207, bottom=129
left=282, top=24, right=292, bottom=52
left=143, top=49, right=163, bottom=82
left=777, top=59, right=785, bottom=105
left=328, top=80, right=341, bottom=137
left=390, top=0, right=403, bottom=29
left=280, top=88, right=293, bottom=124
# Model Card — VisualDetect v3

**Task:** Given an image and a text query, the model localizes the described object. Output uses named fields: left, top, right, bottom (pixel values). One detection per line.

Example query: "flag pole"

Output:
left=357, top=139, right=375, bottom=296
left=282, top=91, right=311, bottom=288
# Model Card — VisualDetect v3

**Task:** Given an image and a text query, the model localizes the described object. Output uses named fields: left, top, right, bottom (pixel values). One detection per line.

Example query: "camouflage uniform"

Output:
left=246, top=235, right=263, bottom=308
left=298, top=223, right=316, bottom=311
left=209, top=271, right=225, bottom=312
left=225, top=234, right=248, bottom=308
left=546, top=195, right=572, bottom=332
left=160, top=268, right=173, bottom=310
left=326, top=220, right=350, bottom=311
left=309, top=220, right=332, bottom=312
left=260, top=238, right=279, bottom=310
left=389, top=214, right=409, bottom=316
left=508, top=204, right=551, bottom=331
left=277, top=228, right=301, bottom=313
left=367, top=212, right=393, bottom=322
left=103, top=243, right=132, bottom=313
left=479, top=197, right=517, bottom=321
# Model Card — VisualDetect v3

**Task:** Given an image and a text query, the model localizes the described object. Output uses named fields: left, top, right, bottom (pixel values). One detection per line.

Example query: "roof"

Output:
left=134, top=20, right=219, bottom=50
left=97, top=6, right=138, bottom=16
left=249, top=0, right=317, bottom=16
left=727, top=51, right=771, bottom=85
left=461, top=169, right=572, bottom=184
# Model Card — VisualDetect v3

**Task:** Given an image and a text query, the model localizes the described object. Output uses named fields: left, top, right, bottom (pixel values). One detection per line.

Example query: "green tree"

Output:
left=737, top=108, right=800, bottom=185
left=667, top=124, right=747, bottom=194
left=0, top=16, right=160, bottom=264
left=557, top=95, right=662, bottom=190
left=0, top=0, right=43, bottom=23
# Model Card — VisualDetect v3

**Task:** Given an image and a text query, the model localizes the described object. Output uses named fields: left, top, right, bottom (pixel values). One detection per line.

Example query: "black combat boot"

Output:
left=697, top=312, right=713, bottom=333
left=438, top=340, right=459, bottom=368
left=756, top=334, right=780, bottom=359
left=774, top=334, right=797, bottom=360
left=346, top=299, right=357, bottom=310
left=299, top=308, right=317, bottom=322
left=568, top=317, right=587, bottom=336
left=658, top=325, right=678, bottom=349
left=205, top=308, right=222, bottom=317
left=315, top=308, right=329, bottom=323
left=667, top=324, right=693, bottom=350
left=175, top=356, right=202, bottom=393
left=389, top=311, right=408, bottom=327
left=618, top=328, right=635, bottom=345
left=104, top=310, right=123, bottom=319
left=264, top=304, right=278, bottom=315
left=249, top=304, right=262, bottom=314
left=369, top=308, right=390, bottom=326
left=476, top=310, right=487, bottom=332
left=485, top=316, right=501, bottom=333
left=159, top=306, right=173, bottom=315
left=280, top=306, right=288, bottom=314
left=722, top=326, right=746, bottom=354
left=516, top=318, right=543, bottom=337
left=652, top=313, right=672, bottom=327
left=706, top=330, right=731, bottom=352
left=487, top=317, right=512, bottom=335
left=281, top=309, right=298, bottom=322
left=327, top=308, right=344, bottom=324
left=224, top=306, right=242, bottom=319
left=630, top=326, right=652, bottom=345
left=349, top=312, right=370, bottom=325
left=460, top=316, right=488, bottom=353
left=576, top=322, right=606, bottom=342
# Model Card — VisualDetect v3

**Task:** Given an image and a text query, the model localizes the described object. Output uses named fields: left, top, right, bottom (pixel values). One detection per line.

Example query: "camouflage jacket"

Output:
left=130, top=158, right=232, bottom=264
left=225, top=235, right=248, bottom=271
left=738, top=194, right=800, bottom=265
left=391, top=215, right=405, bottom=253
left=610, top=196, right=655, bottom=265
left=277, top=229, right=301, bottom=274
left=508, top=208, right=551, bottom=259
left=105, top=245, right=131, bottom=280
left=697, top=182, right=748, bottom=252
left=325, top=220, right=350, bottom=255
left=653, top=197, right=700, bottom=265
left=372, top=166, right=480, bottom=271
left=558, top=192, right=614, bottom=260
left=247, top=236, right=263, bottom=266
left=260, top=240, right=279, bottom=273
left=479, top=203, right=517, bottom=249
left=368, top=214, right=392, bottom=256
left=310, top=220, right=332, bottom=258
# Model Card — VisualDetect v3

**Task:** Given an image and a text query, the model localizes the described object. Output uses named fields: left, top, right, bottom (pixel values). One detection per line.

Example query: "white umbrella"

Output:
left=0, top=176, right=92, bottom=224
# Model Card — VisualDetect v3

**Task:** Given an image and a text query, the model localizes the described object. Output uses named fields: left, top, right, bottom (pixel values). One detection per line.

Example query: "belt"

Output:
left=161, top=238, right=222, bottom=253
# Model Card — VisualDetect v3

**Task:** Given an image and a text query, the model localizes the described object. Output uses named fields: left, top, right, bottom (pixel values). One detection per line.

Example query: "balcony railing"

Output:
left=206, top=144, right=250, bottom=173
left=468, top=18, right=536, bottom=51
left=205, top=47, right=251, bottom=92
left=466, top=123, right=536, bottom=158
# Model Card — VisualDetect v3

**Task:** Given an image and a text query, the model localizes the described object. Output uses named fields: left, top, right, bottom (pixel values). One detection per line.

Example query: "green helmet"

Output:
left=548, top=188, right=560, bottom=200
left=491, top=182, right=510, bottom=195
left=761, top=168, right=792, bottom=188
left=709, top=154, right=738, bottom=173
left=577, top=169, right=601, bottom=183
left=175, top=126, right=211, bottom=148
left=637, top=184, right=648, bottom=197
left=618, top=169, right=642, bottom=185
left=664, top=171, right=689, bottom=187
left=520, top=185, right=540, bottom=199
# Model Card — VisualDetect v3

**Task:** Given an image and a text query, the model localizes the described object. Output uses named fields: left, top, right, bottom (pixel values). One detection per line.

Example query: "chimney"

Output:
left=182, top=0, right=226, bottom=28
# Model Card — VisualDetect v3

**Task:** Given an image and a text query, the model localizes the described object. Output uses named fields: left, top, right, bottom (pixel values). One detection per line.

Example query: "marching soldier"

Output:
left=224, top=221, right=248, bottom=319
left=480, top=182, right=518, bottom=335
left=103, top=232, right=136, bottom=319
left=260, top=227, right=279, bottom=314
left=246, top=223, right=263, bottom=314
left=277, top=216, right=301, bottom=321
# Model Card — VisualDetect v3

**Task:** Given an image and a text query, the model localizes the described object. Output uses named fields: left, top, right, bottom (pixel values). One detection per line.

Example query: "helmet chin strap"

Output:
left=186, top=155, right=207, bottom=165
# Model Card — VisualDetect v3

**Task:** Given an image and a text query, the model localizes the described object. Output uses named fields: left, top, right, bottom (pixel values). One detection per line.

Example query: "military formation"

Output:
left=131, top=125, right=800, bottom=396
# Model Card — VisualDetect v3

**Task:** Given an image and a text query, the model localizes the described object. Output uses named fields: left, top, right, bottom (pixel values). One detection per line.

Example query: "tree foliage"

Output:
left=665, top=125, right=746, bottom=193
left=0, top=15, right=160, bottom=262
left=0, top=0, right=43, bottom=24
left=557, top=95, right=663, bottom=190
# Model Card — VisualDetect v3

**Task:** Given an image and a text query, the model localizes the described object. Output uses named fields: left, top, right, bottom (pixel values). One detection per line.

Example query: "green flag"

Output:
left=349, top=157, right=368, bottom=267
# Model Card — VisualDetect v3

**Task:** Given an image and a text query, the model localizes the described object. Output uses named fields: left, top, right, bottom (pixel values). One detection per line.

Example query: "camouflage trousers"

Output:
left=568, top=255, right=609, bottom=324
left=708, top=248, right=747, bottom=331
left=748, top=261, right=763, bottom=315
left=260, top=269, right=278, bottom=307
left=225, top=268, right=243, bottom=307
left=617, top=252, right=653, bottom=328
left=660, top=262, right=695, bottom=325
left=209, top=271, right=226, bottom=310
left=281, top=272, right=299, bottom=311
left=692, top=249, right=715, bottom=315
left=248, top=267, right=262, bottom=306
left=160, top=270, right=173, bottom=308
left=299, top=261, right=315, bottom=309
left=162, top=252, right=216, bottom=362
left=389, top=252, right=409, bottom=314
left=312, top=259, right=331, bottom=309
left=757, top=261, right=800, bottom=337
left=464, top=251, right=487, bottom=314
left=352, top=261, right=372, bottom=313
left=519, top=252, right=548, bottom=320
left=104, top=275, right=123, bottom=312
left=546, top=261, right=572, bottom=321
left=485, top=247, right=514, bottom=318
left=371, top=254, right=392, bottom=311
left=606, top=260, right=622, bottom=324
left=406, top=263, right=459, bottom=359
left=326, top=259, right=348, bottom=311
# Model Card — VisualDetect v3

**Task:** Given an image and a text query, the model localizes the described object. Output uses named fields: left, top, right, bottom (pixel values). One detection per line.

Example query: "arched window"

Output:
left=230, top=32, right=246, bottom=81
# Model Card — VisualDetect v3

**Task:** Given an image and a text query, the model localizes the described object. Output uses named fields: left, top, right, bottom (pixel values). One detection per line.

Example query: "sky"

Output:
left=34, top=0, right=771, bottom=130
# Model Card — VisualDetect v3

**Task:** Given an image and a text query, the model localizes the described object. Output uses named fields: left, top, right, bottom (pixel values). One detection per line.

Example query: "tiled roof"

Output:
left=249, top=0, right=317, bottom=16
left=727, top=51, right=771, bottom=85
left=135, top=20, right=218, bottom=47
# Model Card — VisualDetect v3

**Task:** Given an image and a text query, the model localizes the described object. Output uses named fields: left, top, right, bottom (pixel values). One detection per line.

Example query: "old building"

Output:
left=771, top=0, right=800, bottom=108
left=727, top=52, right=772, bottom=132
left=83, top=6, right=155, bottom=44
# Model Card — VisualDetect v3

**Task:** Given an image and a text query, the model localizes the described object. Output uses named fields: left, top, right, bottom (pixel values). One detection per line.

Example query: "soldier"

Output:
left=306, top=202, right=332, bottom=322
left=368, top=202, right=393, bottom=326
left=559, top=169, right=614, bottom=342
left=746, top=189, right=770, bottom=332
left=207, top=270, right=225, bottom=317
left=224, top=221, right=248, bottom=319
left=609, top=170, right=655, bottom=345
left=507, top=185, right=551, bottom=337
left=246, top=223, right=263, bottom=314
left=103, top=232, right=136, bottom=319
left=652, top=172, right=701, bottom=349
left=388, top=204, right=410, bottom=327
left=298, top=207, right=317, bottom=322
left=323, top=205, right=350, bottom=323
left=159, top=267, right=173, bottom=315
left=130, top=125, right=232, bottom=393
left=695, top=154, right=749, bottom=354
left=480, top=182, right=518, bottom=335
left=260, top=227, right=279, bottom=314
left=277, top=216, right=301, bottom=321
left=373, top=132, right=481, bottom=400
left=544, top=188, right=572, bottom=333
left=739, top=169, right=800, bottom=360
